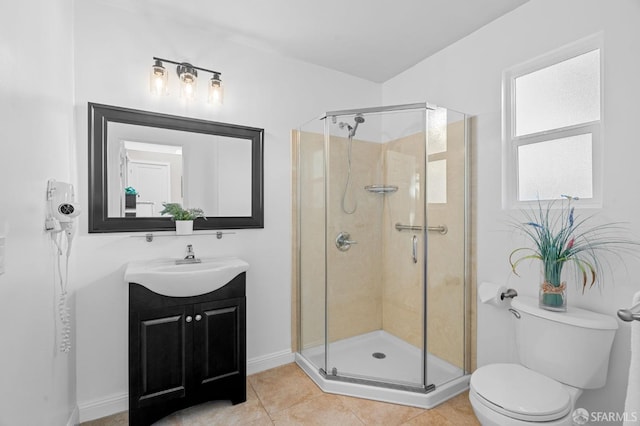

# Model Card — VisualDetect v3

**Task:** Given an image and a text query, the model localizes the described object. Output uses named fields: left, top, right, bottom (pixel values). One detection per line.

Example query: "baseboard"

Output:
left=78, top=350, right=294, bottom=422
left=66, top=405, right=79, bottom=426
left=78, top=392, right=128, bottom=423
left=247, top=349, right=295, bottom=375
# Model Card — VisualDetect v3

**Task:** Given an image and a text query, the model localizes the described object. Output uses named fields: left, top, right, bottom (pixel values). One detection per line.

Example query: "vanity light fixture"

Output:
left=150, top=57, right=223, bottom=105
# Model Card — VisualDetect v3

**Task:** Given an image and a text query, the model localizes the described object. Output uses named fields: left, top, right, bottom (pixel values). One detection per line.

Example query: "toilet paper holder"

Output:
left=500, top=288, right=518, bottom=300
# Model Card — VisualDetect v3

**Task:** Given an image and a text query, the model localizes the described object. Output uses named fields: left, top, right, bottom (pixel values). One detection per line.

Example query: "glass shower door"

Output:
left=324, top=106, right=428, bottom=390
left=424, top=107, right=469, bottom=388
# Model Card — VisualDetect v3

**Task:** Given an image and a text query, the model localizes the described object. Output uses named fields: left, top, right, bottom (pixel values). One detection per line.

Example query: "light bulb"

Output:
left=149, top=60, right=168, bottom=96
left=178, top=64, right=197, bottom=100
left=208, top=73, right=224, bottom=105
left=181, top=79, right=196, bottom=100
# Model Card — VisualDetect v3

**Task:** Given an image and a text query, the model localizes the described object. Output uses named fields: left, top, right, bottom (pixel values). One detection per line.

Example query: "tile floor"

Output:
left=82, top=363, right=480, bottom=425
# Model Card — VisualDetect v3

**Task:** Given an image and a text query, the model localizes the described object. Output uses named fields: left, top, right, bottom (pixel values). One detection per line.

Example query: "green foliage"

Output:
left=510, top=195, right=637, bottom=293
left=160, top=203, right=206, bottom=221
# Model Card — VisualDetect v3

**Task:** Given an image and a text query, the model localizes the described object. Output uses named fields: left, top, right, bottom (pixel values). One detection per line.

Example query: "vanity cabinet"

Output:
left=128, top=273, right=246, bottom=426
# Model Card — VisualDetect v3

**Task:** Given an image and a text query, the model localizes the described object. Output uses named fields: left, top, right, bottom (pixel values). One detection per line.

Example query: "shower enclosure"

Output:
left=294, top=103, right=470, bottom=407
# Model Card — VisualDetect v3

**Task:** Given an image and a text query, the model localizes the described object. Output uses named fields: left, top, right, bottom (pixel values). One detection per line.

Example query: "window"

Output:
left=427, top=159, right=447, bottom=204
left=503, top=35, right=602, bottom=207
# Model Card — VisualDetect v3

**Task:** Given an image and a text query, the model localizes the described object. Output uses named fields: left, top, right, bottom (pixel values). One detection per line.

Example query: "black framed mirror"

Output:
left=88, top=103, right=264, bottom=233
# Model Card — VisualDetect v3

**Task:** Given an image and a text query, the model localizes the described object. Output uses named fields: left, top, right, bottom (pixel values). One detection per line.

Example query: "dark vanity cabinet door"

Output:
left=130, top=304, right=191, bottom=408
left=193, top=298, right=246, bottom=404
left=129, top=274, right=246, bottom=426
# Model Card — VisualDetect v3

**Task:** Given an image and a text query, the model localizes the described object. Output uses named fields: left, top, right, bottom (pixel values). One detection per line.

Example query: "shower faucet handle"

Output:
left=335, top=231, right=357, bottom=251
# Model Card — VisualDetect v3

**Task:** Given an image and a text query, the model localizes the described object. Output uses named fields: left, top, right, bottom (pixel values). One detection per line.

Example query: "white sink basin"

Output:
left=124, top=257, right=249, bottom=297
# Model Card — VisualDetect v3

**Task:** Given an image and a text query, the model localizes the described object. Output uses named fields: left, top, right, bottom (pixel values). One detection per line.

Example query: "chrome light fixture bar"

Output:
left=150, top=56, right=223, bottom=105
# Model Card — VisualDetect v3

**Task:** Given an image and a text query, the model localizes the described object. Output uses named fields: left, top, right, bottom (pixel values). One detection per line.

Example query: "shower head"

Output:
left=338, top=114, right=365, bottom=138
left=349, top=114, right=365, bottom=138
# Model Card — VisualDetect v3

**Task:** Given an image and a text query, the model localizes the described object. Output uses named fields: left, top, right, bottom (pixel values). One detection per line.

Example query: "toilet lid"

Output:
left=470, top=363, right=571, bottom=422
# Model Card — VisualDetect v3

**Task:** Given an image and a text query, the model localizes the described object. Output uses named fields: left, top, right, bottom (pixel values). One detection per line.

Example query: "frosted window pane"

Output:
left=427, top=159, right=446, bottom=204
left=518, top=134, right=592, bottom=201
left=427, top=108, right=447, bottom=155
left=515, top=50, right=600, bottom=136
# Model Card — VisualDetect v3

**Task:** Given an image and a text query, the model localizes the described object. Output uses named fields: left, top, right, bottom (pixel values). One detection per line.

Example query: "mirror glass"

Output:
left=89, top=103, right=263, bottom=233
left=107, top=123, right=252, bottom=218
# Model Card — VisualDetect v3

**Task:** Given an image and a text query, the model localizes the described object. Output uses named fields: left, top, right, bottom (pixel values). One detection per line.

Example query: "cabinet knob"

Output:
left=185, top=316, right=193, bottom=323
left=195, top=314, right=202, bottom=321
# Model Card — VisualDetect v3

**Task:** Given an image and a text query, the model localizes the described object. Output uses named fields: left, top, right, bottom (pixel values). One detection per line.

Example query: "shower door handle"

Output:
left=412, top=235, right=418, bottom=263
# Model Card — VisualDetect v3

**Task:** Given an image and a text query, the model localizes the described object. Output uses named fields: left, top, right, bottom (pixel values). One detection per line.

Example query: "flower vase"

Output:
left=175, top=220, right=193, bottom=235
left=539, top=281, right=567, bottom=312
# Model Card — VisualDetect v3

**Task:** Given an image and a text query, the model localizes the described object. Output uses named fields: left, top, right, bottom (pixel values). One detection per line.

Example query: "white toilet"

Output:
left=470, top=296, right=618, bottom=425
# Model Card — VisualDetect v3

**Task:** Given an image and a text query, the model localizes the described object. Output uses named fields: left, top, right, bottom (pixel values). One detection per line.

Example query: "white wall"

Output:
left=0, top=0, right=77, bottom=424
left=383, top=0, right=640, bottom=418
left=73, top=0, right=380, bottom=419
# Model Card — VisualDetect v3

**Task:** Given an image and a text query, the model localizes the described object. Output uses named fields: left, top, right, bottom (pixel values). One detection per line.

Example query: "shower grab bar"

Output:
left=617, top=301, right=640, bottom=322
left=395, top=223, right=448, bottom=235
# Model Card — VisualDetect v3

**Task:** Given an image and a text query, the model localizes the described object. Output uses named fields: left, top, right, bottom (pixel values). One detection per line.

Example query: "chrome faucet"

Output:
left=185, top=244, right=195, bottom=259
left=176, top=244, right=201, bottom=264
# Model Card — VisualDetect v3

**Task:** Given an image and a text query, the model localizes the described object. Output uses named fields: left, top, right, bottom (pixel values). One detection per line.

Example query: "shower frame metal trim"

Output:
left=320, top=102, right=432, bottom=120
left=462, top=113, right=472, bottom=374
left=421, top=108, right=429, bottom=390
left=294, top=129, right=302, bottom=356
left=323, top=116, right=331, bottom=378
left=319, top=368, right=436, bottom=394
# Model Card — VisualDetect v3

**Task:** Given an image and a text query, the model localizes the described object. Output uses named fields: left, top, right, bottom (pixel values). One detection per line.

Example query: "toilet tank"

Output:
left=511, top=296, right=618, bottom=389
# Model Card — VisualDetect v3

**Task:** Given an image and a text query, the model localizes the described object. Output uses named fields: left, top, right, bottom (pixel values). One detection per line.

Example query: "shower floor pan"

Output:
left=296, top=330, right=470, bottom=409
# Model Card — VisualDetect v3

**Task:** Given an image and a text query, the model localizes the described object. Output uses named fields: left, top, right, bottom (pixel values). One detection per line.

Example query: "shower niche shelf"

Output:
left=364, top=185, right=398, bottom=194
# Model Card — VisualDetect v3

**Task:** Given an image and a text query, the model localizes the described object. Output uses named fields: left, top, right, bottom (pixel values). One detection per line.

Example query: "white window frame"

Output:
left=502, top=34, right=604, bottom=209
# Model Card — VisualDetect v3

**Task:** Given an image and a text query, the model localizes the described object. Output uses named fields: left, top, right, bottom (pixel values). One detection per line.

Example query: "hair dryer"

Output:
left=46, top=179, right=80, bottom=255
left=46, top=179, right=79, bottom=353
left=47, top=179, right=80, bottom=222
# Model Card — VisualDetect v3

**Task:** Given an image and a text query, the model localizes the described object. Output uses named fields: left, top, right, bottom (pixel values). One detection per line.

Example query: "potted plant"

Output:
left=160, top=203, right=206, bottom=235
left=124, top=187, right=137, bottom=209
left=509, top=195, right=637, bottom=311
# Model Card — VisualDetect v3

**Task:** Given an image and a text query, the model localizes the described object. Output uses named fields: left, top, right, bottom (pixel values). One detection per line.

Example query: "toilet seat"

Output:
left=470, top=363, right=571, bottom=422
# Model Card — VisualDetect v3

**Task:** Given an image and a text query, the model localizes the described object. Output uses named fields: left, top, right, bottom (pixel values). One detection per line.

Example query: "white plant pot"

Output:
left=175, top=220, right=194, bottom=235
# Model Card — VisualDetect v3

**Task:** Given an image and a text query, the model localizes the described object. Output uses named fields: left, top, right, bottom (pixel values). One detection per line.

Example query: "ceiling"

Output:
left=112, top=0, right=529, bottom=83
